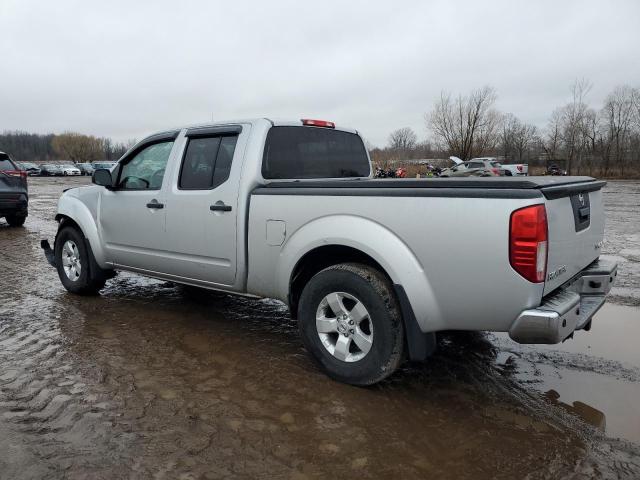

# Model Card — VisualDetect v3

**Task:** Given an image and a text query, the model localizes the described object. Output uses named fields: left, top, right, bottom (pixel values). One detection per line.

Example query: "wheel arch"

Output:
left=277, top=215, right=442, bottom=336
left=55, top=196, right=107, bottom=267
left=288, top=245, right=386, bottom=318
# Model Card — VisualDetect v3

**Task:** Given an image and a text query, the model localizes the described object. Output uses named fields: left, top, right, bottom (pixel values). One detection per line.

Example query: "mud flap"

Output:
left=40, top=239, right=56, bottom=267
left=393, top=284, right=437, bottom=361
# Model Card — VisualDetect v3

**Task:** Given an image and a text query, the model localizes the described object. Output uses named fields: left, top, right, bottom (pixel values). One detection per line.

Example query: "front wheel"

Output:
left=54, top=226, right=109, bottom=295
left=297, top=263, right=404, bottom=386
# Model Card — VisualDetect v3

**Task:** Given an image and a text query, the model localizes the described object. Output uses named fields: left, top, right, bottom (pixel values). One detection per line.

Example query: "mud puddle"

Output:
left=1, top=177, right=640, bottom=478
left=492, top=303, right=640, bottom=444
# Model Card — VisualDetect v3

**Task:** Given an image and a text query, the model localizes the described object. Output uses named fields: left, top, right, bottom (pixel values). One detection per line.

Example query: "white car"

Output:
left=58, top=165, right=81, bottom=176
left=471, top=157, right=529, bottom=176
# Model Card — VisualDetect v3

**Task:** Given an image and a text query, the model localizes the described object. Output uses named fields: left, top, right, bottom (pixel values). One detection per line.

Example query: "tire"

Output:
left=5, top=215, right=26, bottom=227
left=297, top=263, right=404, bottom=386
left=54, top=226, right=109, bottom=295
left=504, top=170, right=513, bottom=176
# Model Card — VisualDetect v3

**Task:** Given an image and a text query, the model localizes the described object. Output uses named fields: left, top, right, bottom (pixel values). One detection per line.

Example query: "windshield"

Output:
left=490, top=161, right=502, bottom=167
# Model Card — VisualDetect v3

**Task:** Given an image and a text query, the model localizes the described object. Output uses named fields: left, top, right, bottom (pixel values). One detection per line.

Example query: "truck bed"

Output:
left=249, top=175, right=607, bottom=333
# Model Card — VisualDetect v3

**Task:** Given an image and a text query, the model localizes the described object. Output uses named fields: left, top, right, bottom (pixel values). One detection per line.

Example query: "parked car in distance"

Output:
left=546, top=164, right=568, bottom=176
left=501, top=164, right=528, bottom=176
left=0, top=152, right=28, bottom=226
left=471, top=157, right=528, bottom=176
left=40, top=164, right=63, bottom=176
left=440, top=158, right=502, bottom=177
left=92, top=161, right=117, bottom=170
left=58, top=164, right=81, bottom=176
left=76, top=163, right=95, bottom=176
left=42, top=118, right=617, bottom=385
left=18, top=162, right=42, bottom=176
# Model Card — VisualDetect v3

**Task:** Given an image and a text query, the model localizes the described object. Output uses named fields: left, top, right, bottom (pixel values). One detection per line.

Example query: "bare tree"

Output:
left=543, top=108, right=563, bottom=165
left=600, top=85, right=635, bottom=176
left=559, top=79, right=592, bottom=173
left=387, top=127, right=417, bottom=153
left=501, top=113, right=537, bottom=162
left=52, top=132, right=104, bottom=163
left=427, top=86, right=500, bottom=160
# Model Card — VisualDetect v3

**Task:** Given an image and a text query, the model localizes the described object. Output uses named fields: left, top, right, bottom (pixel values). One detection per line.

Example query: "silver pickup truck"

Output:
left=42, top=118, right=617, bottom=385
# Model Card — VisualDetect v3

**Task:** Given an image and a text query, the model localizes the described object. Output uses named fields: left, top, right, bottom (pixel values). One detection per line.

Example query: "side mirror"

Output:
left=92, top=169, right=113, bottom=188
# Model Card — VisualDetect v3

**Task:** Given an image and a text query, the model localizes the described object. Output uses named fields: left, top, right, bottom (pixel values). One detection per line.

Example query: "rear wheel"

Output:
left=297, top=263, right=404, bottom=385
left=55, top=226, right=110, bottom=295
left=5, top=215, right=26, bottom=227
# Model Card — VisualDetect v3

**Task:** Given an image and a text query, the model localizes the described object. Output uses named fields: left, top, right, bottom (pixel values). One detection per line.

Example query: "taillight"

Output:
left=491, top=168, right=500, bottom=175
left=516, top=165, right=523, bottom=172
left=5, top=170, right=27, bottom=180
left=509, top=204, right=548, bottom=283
left=301, top=119, right=335, bottom=128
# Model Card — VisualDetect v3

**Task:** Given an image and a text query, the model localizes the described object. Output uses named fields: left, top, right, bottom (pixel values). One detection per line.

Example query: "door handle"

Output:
left=146, top=201, right=164, bottom=209
left=210, top=203, right=232, bottom=212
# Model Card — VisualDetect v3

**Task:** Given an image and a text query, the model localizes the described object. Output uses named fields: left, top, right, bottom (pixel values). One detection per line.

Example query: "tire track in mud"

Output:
left=1, top=193, right=130, bottom=477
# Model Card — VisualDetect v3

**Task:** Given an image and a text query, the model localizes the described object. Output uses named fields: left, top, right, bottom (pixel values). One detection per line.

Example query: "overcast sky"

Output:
left=1, top=0, right=639, bottom=147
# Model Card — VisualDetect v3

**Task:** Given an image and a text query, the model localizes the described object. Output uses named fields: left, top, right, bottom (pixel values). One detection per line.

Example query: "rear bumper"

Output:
left=0, top=193, right=28, bottom=217
left=509, top=258, right=617, bottom=344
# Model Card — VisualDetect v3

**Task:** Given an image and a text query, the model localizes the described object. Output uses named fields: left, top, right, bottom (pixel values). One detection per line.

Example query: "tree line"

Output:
left=372, top=81, right=640, bottom=177
left=0, top=131, right=134, bottom=164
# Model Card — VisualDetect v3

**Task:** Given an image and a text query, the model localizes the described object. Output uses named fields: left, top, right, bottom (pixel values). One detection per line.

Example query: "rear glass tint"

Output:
left=0, top=159, right=15, bottom=171
left=262, top=126, right=370, bottom=179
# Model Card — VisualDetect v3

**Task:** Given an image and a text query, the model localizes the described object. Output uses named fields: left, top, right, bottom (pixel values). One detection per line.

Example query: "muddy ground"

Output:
left=0, top=177, right=639, bottom=479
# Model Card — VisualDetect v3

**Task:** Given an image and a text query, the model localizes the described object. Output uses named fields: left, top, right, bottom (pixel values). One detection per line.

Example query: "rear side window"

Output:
left=179, top=135, right=238, bottom=190
left=0, top=160, right=15, bottom=171
left=0, top=154, right=16, bottom=171
left=262, top=126, right=370, bottom=179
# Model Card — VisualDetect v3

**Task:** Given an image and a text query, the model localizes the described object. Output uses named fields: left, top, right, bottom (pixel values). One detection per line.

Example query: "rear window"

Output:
left=0, top=158, right=16, bottom=171
left=490, top=161, right=502, bottom=167
left=262, top=126, right=370, bottom=179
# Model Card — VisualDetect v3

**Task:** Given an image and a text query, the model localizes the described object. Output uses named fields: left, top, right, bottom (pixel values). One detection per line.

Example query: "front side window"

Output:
left=179, top=135, right=238, bottom=190
left=118, top=141, right=174, bottom=190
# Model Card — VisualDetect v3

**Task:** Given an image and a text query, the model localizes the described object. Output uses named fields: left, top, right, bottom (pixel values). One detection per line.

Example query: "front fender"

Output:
left=56, top=191, right=107, bottom=267
left=275, top=215, right=443, bottom=332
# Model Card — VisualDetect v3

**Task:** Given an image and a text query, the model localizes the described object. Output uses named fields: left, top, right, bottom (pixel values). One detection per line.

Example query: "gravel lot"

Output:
left=0, top=177, right=639, bottom=479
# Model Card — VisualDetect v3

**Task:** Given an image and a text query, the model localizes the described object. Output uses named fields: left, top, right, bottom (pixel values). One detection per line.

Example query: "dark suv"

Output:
left=0, top=152, right=28, bottom=227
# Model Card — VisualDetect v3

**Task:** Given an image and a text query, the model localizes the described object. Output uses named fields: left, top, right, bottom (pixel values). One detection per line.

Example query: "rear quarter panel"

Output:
left=248, top=193, right=545, bottom=333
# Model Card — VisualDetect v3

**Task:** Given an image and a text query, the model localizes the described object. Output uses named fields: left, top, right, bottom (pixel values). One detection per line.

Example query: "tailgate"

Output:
left=542, top=180, right=606, bottom=295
